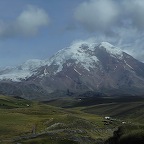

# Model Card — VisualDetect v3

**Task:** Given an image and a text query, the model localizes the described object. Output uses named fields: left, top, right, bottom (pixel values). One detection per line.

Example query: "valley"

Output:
left=1, top=1, right=144, bottom=143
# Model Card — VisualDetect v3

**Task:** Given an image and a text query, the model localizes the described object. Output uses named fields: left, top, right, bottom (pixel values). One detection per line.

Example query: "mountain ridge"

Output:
left=0, top=41, right=144, bottom=100
left=0, top=41, right=124, bottom=81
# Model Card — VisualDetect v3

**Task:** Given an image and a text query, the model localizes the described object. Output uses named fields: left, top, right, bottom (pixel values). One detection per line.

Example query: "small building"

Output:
left=122, top=121, right=126, bottom=124
left=105, top=116, right=110, bottom=120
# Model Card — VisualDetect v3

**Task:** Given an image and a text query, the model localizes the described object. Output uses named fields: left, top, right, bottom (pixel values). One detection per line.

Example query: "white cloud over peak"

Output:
left=0, top=5, right=49, bottom=38
left=74, top=0, right=144, bottom=62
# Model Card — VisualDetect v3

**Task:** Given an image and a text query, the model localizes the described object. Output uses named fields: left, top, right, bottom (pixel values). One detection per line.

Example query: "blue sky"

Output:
left=0, top=0, right=144, bottom=67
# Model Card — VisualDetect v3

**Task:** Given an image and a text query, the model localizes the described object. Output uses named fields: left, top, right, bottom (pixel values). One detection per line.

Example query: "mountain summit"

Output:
left=0, top=41, right=144, bottom=99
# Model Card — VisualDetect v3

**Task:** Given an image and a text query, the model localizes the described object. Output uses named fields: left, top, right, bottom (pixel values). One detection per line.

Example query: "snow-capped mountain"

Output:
left=0, top=59, right=46, bottom=82
left=0, top=41, right=123, bottom=81
left=0, top=41, right=144, bottom=99
left=45, top=42, right=123, bottom=73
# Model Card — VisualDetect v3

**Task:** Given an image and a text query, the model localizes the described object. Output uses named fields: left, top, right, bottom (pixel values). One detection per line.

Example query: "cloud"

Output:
left=74, top=0, right=144, bottom=32
left=0, top=5, right=49, bottom=38
left=74, top=0, right=119, bottom=32
left=122, top=0, right=144, bottom=30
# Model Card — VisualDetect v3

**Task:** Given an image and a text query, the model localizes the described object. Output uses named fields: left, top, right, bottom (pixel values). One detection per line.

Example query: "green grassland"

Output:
left=76, top=97, right=144, bottom=144
left=0, top=95, right=144, bottom=144
left=45, top=96, right=144, bottom=144
left=0, top=95, right=116, bottom=144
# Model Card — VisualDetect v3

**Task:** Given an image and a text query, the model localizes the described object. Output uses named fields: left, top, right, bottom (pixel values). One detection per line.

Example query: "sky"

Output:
left=0, top=0, right=144, bottom=67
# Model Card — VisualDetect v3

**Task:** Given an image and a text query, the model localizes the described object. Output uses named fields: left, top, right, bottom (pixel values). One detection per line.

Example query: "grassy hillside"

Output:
left=0, top=95, right=144, bottom=143
left=45, top=96, right=144, bottom=123
left=0, top=95, right=31, bottom=109
left=0, top=95, right=117, bottom=144
left=78, top=97, right=144, bottom=144
left=45, top=96, right=144, bottom=144
left=82, top=102, right=144, bottom=123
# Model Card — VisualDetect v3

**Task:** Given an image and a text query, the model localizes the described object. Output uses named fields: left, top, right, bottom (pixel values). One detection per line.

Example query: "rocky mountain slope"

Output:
left=0, top=41, right=144, bottom=99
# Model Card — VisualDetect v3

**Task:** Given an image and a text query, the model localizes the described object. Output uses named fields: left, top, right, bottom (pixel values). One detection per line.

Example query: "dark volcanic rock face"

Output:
left=0, top=42, right=144, bottom=99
